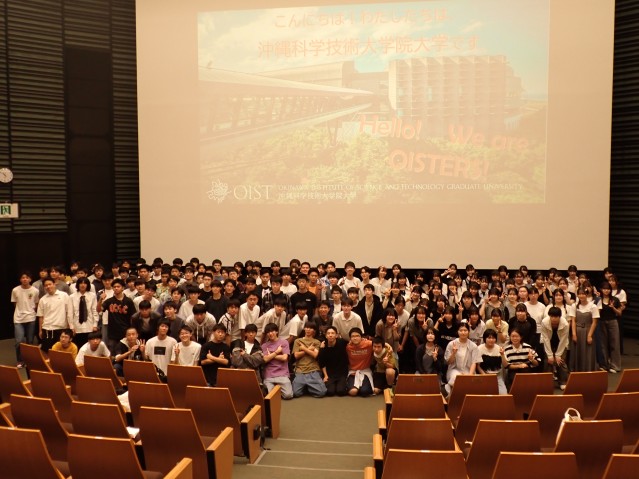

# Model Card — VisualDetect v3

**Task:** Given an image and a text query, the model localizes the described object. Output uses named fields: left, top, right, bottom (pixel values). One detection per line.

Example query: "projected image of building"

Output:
left=388, top=55, right=525, bottom=137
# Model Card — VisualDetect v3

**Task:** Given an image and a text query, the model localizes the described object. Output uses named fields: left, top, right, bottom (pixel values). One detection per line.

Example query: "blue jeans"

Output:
left=292, top=370, right=328, bottom=398
left=15, top=321, right=36, bottom=362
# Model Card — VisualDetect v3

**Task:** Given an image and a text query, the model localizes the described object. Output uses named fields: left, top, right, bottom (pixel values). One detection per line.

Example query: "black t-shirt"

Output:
left=205, top=296, right=228, bottom=322
left=103, top=295, right=135, bottom=341
left=289, top=291, right=317, bottom=316
left=200, top=341, right=231, bottom=386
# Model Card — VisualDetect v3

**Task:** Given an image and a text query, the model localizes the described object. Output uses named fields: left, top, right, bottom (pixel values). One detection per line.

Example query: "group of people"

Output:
left=10, top=258, right=627, bottom=398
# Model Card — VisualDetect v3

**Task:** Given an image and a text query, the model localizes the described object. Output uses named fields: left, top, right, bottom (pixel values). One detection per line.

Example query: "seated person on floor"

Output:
left=292, top=321, right=327, bottom=398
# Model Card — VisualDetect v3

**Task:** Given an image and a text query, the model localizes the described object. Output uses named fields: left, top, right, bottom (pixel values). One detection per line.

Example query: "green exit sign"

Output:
left=0, top=203, right=19, bottom=218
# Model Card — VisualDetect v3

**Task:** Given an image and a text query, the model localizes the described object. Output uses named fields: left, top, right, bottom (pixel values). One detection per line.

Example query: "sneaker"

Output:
left=609, top=368, right=618, bottom=374
left=559, top=384, right=566, bottom=390
left=16, top=362, right=26, bottom=369
left=599, top=366, right=608, bottom=372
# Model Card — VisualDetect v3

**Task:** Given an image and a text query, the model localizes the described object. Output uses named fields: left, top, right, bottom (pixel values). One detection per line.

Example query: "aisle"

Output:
left=233, top=394, right=384, bottom=479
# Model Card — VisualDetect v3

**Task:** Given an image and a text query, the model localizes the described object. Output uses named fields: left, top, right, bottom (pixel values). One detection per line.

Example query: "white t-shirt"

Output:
left=146, top=336, right=178, bottom=374
left=11, top=285, right=39, bottom=323
left=170, top=341, right=202, bottom=366
left=75, top=342, right=111, bottom=366
left=238, top=303, right=261, bottom=330
left=525, top=301, right=546, bottom=333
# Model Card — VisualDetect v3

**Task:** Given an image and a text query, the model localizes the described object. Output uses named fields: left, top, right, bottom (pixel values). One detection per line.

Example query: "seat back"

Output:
left=82, top=355, right=124, bottom=390
left=466, top=420, right=541, bottom=479
left=554, top=419, right=624, bottom=479
left=20, top=343, right=52, bottom=373
left=30, top=370, right=74, bottom=423
left=386, top=418, right=457, bottom=452
left=455, top=394, right=517, bottom=447
left=447, top=374, right=498, bottom=422
left=71, top=401, right=130, bottom=439
left=47, top=348, right=84, bottom=394
left=9, top=394, right=69, bottom=461
left=124, top=359, right=162, bottom=384
left=492, top=452, right=579, bottom=479
left=528, top=394, right=585, bottom=449
left=394, top=374, right=441, bottom=394
left=139, top=406, right=208, bottom=478
left=594, top=392, right=639, bottom=448
left=382, top=449, right=468, bottom=479
left=167, top=364, right=207, bottom=407
left=614, top=368, right=639, bottom=393
left=186, top=386, right=242, bottom=453
left=602, top=454, right=639, bottom=479
left=389, top=394, right=447, bottom=422
left=217, top=368, right=265, bottom=421
left=0, top=365, right=32, bottom=402
left=68, top=434, right=145, bottom=479
left=0, top=426, right=66, bottom=479
left=509, top=372, right=554, bottom=418
left=127, top=380, right=175, bottom=426
left=563, top=370, right=608, bottom=418
left=75, top=376, right=121, bottom=406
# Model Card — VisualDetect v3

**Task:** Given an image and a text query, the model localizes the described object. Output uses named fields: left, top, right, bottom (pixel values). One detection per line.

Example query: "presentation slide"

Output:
left=136, top=0, right=614, bottom=269
left=198, top=0, right=548, bottom=205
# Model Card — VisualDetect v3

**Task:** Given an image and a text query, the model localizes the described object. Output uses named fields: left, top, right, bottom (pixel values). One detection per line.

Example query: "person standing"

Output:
left=11, top=271, right=39, bottom=367
left=99, top=278, right=135, bottom=353
left=37, top=277, right=73, bottom=354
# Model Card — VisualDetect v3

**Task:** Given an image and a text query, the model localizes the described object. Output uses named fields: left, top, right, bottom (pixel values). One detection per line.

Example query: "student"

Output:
left=503, top=328, right=539, bottom=390
left=171, top=324, right=202, bottom=366
left=333, top=297, right=363, bottom=339
left=292, top=322, right=327, bottom=398
left=238, top=291, right=261, bottom=333
left=477, top=329, right=507, bottom=394
left=285, top=302, right=308, bottom=346
left=569, top=287, right=600, bottom=372
left=75, top=331, right=111, bottom=366
left=204, top=279, right=227, bottom=321
left=230, top=324, right=264, bottom=384
left=540, top=306, right=570, bottom=389
left=11, top=271, right=39, bottom=368
left=375, top=308, right=401, bottom=354
left=598, top=281, right=622, bottom=373
left=261, top=275, right=289, bottom=313
left=50, top=328, right=78, bottom=359
left=113, top=327, right=145, bottom=376
left=485, top=308, right=509, bottom=346
left=443, top=322, right=482, bottom=395
left=177, top=285, right=204, bottom=321
left=184, top=303, right=216, bottom=345
left=354, top=283, right=384, bottom=338
left=261, top=323, right=293, bottom=399
left=415, top=326, right=443, bottom=377
left=37, top=277, right=73, bottom=353
left=145, top=320, right=178, bottom=377
left=345, top=327, right=374, bottom=397
left=329, top=285, right=344, bottom=316
left=70, top=277, right=99, bottom=349
left=198, top=272, right=214, bottom=302
left=159, top=300, right=183, bottom=340
left=289, top=274, right=317, bottom=317
left=216, top=298, right=242, bottom=345
left=279, top=268, right=297, bottom=297
left=199, top=324, right=231, bottom=386
left=256, top=297, right=286, bottom=342
left=131, top=300, right=161, bottom=342
left=99, top=278, right=135, bottom=353
left=371, top=336, right=397, bottom=395
left=313, top=300, right=333, bottom=342
left=339, top=261, right=361, bottom=293
left=318, top=326, right=349, bottom=396
left=370, top=266, right=391, bottom=300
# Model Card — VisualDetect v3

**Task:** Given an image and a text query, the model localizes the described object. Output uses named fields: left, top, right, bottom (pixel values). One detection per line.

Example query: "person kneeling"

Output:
left=292, top=322, right=327, bottom=398
left=372, top=336, right=397, bottom=395
left=346, top=328, right=375, bottom=397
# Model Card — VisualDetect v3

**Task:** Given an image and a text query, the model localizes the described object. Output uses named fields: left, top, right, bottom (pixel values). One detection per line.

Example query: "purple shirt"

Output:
left=261, top=338, right=290, bottom=379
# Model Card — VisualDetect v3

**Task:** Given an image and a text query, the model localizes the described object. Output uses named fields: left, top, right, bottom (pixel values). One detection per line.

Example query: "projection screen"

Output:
left=136, top=0, right=615, bottom=269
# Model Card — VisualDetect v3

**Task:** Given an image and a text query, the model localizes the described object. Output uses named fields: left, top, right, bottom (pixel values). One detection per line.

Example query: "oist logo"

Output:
left=207, top=179, right=230, bottom=204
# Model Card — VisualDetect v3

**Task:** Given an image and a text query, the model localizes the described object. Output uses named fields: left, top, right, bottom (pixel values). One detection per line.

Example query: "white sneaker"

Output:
left=609, top=368, right=618, bottom=374
left=559, top=384, right=566, bottom=390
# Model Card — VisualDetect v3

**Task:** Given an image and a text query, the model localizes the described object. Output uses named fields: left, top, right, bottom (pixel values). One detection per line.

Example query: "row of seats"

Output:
left=369, top=372, right=639, bottom=479
left=13, top=343, right=282, bottom=438
left=0, top=425, right=193, bottom=479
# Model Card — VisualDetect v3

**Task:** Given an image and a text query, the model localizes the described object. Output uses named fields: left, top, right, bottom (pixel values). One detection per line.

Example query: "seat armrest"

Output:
left=264, top=385, right=281, bottom=439
left=164, top=458, right=193, bottom=479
